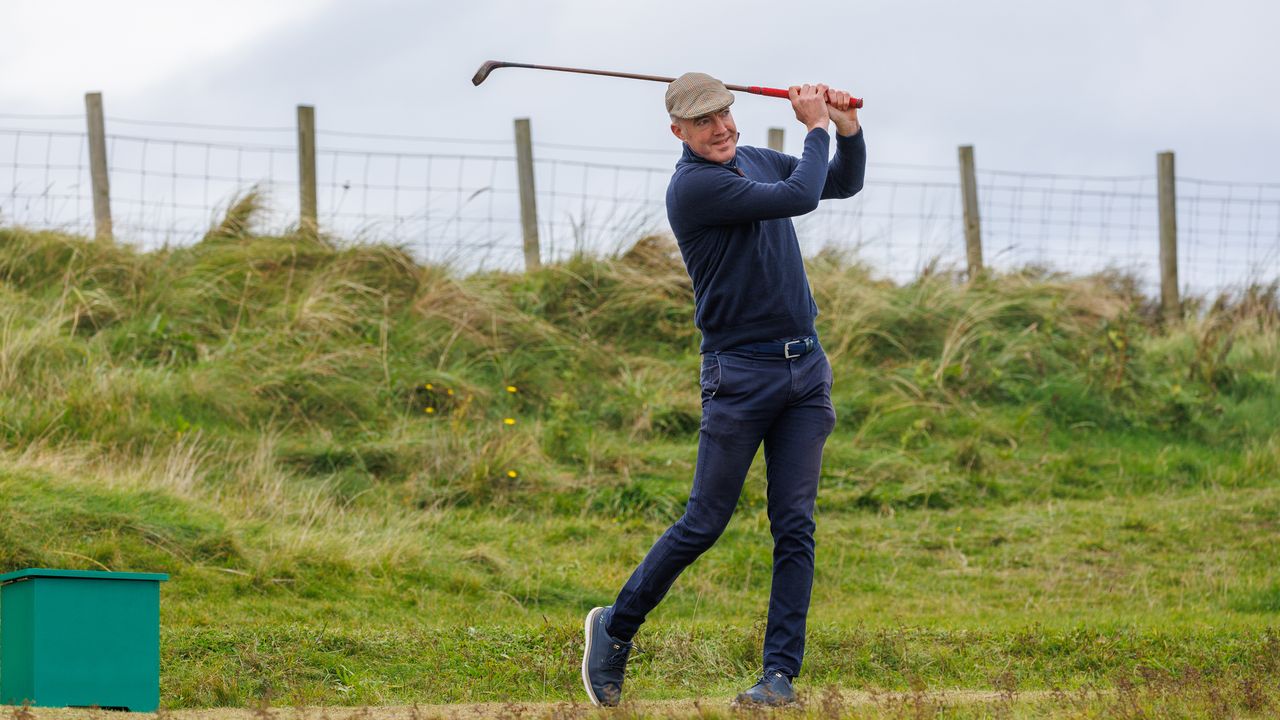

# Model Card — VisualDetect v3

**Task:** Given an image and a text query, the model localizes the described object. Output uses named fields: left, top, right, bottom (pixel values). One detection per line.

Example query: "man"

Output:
left=582, top=72, right=865, bottom=707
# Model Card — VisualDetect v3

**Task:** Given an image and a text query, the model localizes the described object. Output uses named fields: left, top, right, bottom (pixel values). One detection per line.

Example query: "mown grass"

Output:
left=0, top=211, right=1278, bottom=711
left=10, top=673, right=1280, bottom=718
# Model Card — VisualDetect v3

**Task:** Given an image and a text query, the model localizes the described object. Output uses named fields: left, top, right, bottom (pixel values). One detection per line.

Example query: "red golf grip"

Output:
left=747, top=86, right=864, bottom=109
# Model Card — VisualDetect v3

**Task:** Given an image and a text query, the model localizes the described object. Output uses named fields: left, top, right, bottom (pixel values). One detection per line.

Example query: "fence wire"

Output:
left=1, top=121, right=1277, bottom=296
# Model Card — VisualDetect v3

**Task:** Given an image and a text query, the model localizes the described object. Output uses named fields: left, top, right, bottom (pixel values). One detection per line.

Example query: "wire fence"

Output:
left=2, top=114, right=1278, bottom=297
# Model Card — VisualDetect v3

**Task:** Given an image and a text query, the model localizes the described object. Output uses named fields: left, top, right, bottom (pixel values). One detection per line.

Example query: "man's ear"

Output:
left=670, top=122, right=685, bottom=142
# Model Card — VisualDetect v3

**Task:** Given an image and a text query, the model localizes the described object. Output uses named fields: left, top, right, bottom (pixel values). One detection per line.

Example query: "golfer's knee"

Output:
left=677, top=504, right=733, bottom=549
left=770, top=513, right=816, bottom=543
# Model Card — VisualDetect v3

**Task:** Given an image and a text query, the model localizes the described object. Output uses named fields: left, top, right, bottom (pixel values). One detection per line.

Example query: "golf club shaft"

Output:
left=478, top=62, right=864, bottom=109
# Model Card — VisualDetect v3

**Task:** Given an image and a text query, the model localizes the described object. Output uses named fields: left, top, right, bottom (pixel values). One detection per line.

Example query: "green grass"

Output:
left=0, top=219, right=1278, bottom=710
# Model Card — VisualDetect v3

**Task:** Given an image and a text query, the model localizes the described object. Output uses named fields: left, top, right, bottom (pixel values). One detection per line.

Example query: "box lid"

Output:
left=0, top=567, right=169, bottom=584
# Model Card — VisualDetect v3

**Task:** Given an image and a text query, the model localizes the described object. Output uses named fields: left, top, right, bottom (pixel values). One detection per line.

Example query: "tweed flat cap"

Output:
left=665, top=72, right=735, bottom=119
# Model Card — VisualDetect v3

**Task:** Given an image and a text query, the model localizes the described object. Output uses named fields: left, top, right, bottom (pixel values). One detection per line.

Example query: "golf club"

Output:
left=472, top=61, right=864, bottom=109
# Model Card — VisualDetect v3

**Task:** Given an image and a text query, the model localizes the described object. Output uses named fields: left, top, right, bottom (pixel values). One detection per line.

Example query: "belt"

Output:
left=727, top=336, right=817, bottom=359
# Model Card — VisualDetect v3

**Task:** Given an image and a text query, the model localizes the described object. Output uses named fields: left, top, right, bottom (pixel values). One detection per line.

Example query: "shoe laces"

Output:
left=760, top=670, right=788, bottom=686
left=602, top=640, right=633, bottom=671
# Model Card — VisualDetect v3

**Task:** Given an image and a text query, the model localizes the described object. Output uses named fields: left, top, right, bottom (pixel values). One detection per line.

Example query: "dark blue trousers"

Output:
left=608, top=341, right=835, bottom=678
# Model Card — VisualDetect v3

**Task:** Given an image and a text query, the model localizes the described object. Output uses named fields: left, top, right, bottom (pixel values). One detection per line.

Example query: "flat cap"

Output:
left=665, top=72, right=735, bottom=119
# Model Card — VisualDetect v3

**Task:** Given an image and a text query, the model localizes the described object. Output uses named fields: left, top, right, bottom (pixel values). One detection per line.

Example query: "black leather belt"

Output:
left=728, top=336, right=817, bottom=358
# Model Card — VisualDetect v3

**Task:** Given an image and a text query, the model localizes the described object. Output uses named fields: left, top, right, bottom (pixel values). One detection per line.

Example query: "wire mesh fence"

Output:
left=1, top=114, right=1277, bottom=297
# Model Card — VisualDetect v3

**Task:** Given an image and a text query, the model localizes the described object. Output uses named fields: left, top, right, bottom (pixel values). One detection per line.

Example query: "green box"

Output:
left=1, top=568, right=168, bottom=711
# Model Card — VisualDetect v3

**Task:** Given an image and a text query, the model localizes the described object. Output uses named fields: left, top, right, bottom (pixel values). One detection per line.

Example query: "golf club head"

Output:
left=471, top=61, right=505, bottom=86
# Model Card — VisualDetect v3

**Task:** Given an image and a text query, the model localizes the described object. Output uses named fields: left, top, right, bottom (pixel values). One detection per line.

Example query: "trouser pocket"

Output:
left=699, top=353, right=721, bottom=401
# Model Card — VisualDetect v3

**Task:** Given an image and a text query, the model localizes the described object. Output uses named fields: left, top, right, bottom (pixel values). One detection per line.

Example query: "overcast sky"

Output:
left=2, top=0, right=1278, bottom=181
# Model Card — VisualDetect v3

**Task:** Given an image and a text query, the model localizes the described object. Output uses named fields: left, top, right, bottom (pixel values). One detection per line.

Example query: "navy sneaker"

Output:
left=733, top=670, right=797, bottom=707
left=581, top=606, right=633, bottom=706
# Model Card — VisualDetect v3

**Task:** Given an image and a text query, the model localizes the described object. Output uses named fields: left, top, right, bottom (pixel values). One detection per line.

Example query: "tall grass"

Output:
left=2, top=217, right=1278, bottom=520
left=1, top=215, right=1278, bottom=707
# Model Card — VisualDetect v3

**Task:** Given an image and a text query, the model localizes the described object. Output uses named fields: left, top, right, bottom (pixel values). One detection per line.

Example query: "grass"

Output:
left=0, top=213, right=1278, bottom=713
left=12, top=678, right=1280, bottom=718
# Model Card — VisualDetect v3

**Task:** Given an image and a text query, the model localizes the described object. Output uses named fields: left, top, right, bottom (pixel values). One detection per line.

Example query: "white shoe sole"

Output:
left=581, top=606, right=604, bottom=706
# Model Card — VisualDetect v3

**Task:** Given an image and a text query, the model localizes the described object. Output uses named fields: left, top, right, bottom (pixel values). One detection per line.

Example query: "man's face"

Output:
left=671, top=107, right=737, bottom=164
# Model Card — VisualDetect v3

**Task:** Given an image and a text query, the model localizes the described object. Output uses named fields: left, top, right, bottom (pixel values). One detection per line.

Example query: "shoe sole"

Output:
left=581, top=606, right=604, bottom=707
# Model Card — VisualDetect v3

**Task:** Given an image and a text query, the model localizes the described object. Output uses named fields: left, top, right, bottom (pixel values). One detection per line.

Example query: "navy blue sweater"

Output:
left=666, top=127, right=866, bottom=351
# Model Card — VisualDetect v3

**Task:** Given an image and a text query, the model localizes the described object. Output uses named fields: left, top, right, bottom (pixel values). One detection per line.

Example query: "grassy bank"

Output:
left=0, top=217, right=1277, bottom=708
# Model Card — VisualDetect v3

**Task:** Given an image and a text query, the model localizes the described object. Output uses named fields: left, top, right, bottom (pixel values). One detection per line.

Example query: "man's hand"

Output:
left=789, top=84, right=829, bottom=133
left=825, top=88, right=860, bottom=137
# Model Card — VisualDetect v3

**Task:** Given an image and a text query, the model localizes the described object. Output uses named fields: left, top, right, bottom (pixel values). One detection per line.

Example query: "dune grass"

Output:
left=0, top=216, right=1277, bottom=711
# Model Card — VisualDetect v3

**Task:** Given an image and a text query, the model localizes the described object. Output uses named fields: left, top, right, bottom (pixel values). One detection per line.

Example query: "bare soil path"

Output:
left=6, top=690, right=1080, bottom=719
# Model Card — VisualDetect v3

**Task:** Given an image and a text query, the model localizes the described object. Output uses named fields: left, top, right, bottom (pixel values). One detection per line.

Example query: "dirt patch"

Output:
left=6, top=691, right=1062, bottom=719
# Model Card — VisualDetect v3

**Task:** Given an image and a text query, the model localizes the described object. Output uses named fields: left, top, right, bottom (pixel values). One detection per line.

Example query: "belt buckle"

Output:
left=784, top=338, right=807, bottom=359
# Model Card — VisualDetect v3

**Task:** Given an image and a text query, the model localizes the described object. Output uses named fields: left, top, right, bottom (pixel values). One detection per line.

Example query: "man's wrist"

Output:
left=834, top=120, right=860, bottom=137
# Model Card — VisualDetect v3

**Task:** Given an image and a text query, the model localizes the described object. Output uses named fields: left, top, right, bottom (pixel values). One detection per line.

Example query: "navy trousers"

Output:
left=608, top=341, right=836, bottom=678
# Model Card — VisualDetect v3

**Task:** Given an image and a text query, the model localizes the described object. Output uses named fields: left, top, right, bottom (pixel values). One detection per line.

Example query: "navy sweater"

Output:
left=667, top=127, right=866, bottom=351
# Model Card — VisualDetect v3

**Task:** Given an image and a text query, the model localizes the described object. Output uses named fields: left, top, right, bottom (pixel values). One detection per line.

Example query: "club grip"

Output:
left=748, top=86, right=864, bottom=109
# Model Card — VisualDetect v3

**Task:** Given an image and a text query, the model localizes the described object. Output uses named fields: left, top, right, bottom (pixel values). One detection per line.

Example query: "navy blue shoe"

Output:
left=581, top=606, right=633, bottom=706
left=733, top=670, right=797, bottom=707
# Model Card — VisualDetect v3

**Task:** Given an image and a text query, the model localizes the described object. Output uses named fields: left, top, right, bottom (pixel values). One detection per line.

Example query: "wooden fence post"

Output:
left=767, top=127, right=785, bottom=152
left=1157, top=151, right=1180, bottom=324
left=958, top=145, right=984, bottom=279
left=297, top=105, right=318, bottom=235
left=514, top=117, right=541, bottom=271
left=84, top=92, right=113, bottom=241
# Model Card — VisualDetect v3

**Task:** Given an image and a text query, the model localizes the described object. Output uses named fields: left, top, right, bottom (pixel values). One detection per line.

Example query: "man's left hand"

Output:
left=825, top=88, right=861, bottom=137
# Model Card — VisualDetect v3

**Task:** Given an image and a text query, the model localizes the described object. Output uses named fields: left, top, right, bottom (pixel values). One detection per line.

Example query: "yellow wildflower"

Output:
left=425, top=407, right=436, bottom=414
left=506, top=385, right=518, bottom=393
left=506, top=470, right=518, bottom=478
left=503, top=417, right=515, bottom=425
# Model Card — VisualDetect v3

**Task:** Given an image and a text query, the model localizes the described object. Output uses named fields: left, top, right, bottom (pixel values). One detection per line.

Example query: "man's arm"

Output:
left=821, top=129, right=865, bottom=200
left=826, top=87, right=860, bottom=138
left=672, top=130, right=831, bottom=225
left=821, top=88, right=865, bottom=200
left=761, top=87, right=865, bottom=200
left=671, top=85, right=834, bottom=226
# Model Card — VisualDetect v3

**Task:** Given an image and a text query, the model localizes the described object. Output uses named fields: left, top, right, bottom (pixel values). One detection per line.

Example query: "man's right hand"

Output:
left=789, top=84, right=830, bottom=133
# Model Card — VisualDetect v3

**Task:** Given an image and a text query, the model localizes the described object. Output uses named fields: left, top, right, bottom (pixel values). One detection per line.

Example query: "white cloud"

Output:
left=0, top=0, right=333, bottom=106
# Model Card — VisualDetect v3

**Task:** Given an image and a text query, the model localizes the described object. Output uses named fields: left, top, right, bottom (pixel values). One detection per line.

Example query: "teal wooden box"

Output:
left=1, top=568, right=168, bottom=711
